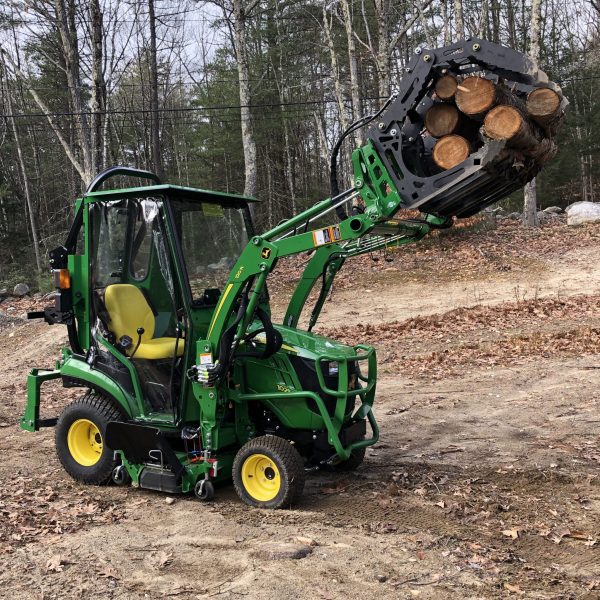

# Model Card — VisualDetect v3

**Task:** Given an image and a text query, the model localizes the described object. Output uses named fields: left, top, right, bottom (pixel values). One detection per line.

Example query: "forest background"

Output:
left=0, top=0, right=597, bottom=289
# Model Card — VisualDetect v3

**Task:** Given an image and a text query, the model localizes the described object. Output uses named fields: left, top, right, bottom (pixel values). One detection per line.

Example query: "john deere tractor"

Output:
left=22, top=39, right=564, bottom=508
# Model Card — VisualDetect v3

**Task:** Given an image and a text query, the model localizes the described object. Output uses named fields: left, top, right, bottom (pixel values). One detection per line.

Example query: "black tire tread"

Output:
left=55, top=389, right=124, bottom=485
left=334, top=446, right=366, bottom=471
left=232, top=435, right=305, bottom=509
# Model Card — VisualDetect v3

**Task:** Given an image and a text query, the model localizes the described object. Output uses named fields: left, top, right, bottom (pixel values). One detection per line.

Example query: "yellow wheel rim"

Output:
left=67, top=419, right=103, bottom=466
left=241, top=453, right=281, bottom=502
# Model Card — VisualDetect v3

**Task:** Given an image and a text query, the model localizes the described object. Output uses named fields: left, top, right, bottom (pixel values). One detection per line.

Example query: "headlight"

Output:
left=328, top=361, right=339, bottom=376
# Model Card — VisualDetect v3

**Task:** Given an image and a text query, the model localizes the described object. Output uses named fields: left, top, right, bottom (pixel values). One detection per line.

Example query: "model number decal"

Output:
left=312, top=225, right=341, bottom=247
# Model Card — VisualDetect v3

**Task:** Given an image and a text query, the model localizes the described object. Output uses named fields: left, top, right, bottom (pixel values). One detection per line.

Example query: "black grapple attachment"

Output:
left=362, top=38, right=567, bottom=219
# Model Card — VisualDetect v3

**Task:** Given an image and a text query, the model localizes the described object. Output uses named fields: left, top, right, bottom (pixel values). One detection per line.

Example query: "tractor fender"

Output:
left=60, top=356, right=136, bottom=419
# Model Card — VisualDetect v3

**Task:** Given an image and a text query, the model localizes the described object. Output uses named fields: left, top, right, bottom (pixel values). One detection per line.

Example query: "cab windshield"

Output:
left=170, top=199, right=249, bottom=305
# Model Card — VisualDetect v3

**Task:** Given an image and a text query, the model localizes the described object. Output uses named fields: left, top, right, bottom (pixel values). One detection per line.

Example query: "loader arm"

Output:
left=204, top=36, right=565, bottom=370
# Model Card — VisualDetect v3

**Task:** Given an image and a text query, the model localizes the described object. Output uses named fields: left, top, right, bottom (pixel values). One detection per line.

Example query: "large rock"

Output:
left=566, top=202, right=600, bottom=226
left=13, top=283, right=30, bottom=297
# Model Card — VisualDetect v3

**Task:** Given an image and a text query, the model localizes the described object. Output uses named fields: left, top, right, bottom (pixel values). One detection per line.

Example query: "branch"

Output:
left=388, top=0, right=435, bottom=55
left=245, top=0, right=261, bottom=15
left=0, top=46, right=87, bottom=183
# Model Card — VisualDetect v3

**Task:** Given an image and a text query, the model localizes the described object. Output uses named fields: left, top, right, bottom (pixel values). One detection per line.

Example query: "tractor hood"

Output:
left=274, top=325, right=359, bottom=361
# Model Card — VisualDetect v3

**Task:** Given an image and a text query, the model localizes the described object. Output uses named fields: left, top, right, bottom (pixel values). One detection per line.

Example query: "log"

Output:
left=455, top=76, right=496, bottom=118
left=455, top=76, right=528, bottom=121
left=424, top=103, right=460, bottom=137
left=435, top=74, right=458, bottom=100
left=484, top=105, right=539, bottom=149
left=425, top=102, right=481, bottom=140
left=526, top=87, right=564, bottom=134
left=484, top=105, right=557, bottom=166
left=432, top=135, right=470, bottom=169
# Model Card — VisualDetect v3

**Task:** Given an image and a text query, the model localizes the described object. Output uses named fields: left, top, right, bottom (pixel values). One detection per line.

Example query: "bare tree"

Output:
left=0, top=58, right=43, bottom=272
left=523, top=0, right=542, bottom=227
left=454, top=0, right=465, bottom=40
left=148, top=0, right=164, bottom=179
left=204, top=0, right=260, bottom=207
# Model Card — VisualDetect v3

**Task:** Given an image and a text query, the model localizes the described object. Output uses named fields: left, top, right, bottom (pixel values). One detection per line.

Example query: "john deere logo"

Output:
left=261, top=248, right=271, bottom=259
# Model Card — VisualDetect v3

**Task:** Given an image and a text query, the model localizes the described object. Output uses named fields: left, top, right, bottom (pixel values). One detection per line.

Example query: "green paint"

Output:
left=22, top=142, right=449, bottom=500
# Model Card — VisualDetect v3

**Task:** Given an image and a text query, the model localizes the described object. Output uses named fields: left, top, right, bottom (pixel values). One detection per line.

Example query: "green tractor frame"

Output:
left=21, top=39, right=563, bottom=508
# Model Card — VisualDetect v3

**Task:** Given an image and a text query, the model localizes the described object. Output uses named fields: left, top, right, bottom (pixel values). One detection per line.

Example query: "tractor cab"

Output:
left=43, top=169, right=257, bottom=426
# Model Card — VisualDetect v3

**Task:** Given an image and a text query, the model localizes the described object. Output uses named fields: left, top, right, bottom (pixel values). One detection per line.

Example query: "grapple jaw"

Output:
left=356, top=38, right=567, bottom=220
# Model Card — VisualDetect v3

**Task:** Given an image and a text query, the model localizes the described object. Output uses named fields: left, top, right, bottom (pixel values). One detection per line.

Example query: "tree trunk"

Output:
left=454, top=0, right=465, bottom=40
left=55, top=0, right=93, bottom=183
left=523, top=0, right=542, bottom=227
left=231, top=0, right=258, bottom=208
left=148, top=0, right=163, bottom=179
left=339, top=0, right=363, bottom=145
left=89, top=0, right=105, bottom=176
left=1, top=62, right=43, bottom=272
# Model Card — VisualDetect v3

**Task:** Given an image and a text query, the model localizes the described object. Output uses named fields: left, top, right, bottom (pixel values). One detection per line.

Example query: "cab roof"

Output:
left=83, top=184, right=258, bottom=207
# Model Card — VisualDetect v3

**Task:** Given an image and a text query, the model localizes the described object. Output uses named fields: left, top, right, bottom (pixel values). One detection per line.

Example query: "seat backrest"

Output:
left=104, top=284, right=155, bottom=343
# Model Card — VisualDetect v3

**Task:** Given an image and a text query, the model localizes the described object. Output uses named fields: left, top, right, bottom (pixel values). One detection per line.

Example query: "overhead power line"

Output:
left=0, top=96, right=390, bottom=120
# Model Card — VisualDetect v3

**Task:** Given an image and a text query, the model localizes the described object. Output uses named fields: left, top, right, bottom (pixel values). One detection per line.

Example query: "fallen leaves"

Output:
left=322, top=294, right=600, bottom=380
left=546, top=527, right=597, bottom=546
left=0, top=475, right=125, bottom=554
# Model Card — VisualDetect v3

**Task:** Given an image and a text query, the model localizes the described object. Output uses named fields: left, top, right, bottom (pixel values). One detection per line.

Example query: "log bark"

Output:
left=432, top=134, right=470, bottom=169
left=435, top=74, right=458, bottom=100
left=484, top=105, right=557, bottom=165
left=484, top=105, right=539, bottom=149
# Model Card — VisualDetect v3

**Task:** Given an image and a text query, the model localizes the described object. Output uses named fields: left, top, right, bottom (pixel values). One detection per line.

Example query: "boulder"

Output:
left=537, top=210, right=560, bottom=223
left=543, top=205, right=563, bottom=214
left=0, top=288, right=7, bottom=297
left=506, top=212, right=522, bottom=220
left=566, top=202, right=600, bottom=226
left=13, top=283, right=30, bottom=297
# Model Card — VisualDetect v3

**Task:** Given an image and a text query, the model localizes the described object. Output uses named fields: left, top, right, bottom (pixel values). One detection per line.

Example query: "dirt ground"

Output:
left=0, top=220, right=599, bottom=599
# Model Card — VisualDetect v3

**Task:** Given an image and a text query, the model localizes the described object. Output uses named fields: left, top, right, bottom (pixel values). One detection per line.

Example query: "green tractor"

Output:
left=22, top=40, right=564, bottom=507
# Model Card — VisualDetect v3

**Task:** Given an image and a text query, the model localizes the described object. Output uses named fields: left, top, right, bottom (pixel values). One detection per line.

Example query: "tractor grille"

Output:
left=289, top=355, right=358, bottom=418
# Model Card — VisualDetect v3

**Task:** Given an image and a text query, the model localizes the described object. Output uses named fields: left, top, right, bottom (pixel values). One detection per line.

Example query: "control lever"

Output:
left=130, top=327, right=145, bottom=358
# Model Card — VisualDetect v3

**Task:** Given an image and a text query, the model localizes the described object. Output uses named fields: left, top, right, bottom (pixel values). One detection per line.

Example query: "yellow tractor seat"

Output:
left=104, top=284, right=184, bottom=360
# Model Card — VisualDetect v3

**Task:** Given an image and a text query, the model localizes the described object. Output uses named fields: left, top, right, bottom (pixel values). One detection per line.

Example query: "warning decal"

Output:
left=312, top=225, right=341, bottom=247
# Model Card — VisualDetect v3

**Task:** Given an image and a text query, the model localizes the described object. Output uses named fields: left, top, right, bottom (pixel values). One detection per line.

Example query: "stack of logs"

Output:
left=426, top=74, right=565, bottom=171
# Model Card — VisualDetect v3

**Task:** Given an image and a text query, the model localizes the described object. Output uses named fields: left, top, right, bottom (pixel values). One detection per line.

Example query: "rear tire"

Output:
left=233, top=435, right=305, bottom=509
left=55, top=390, right=124, bottom=485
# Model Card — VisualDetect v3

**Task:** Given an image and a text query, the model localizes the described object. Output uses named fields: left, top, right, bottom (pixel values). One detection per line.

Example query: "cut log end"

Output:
left=433, top=135, right=470, bottom=169
left=435, top=74, right=458, bottom=100
left=425, top=103, right=460, bottom=137
left=484, top=106, right=523, bottom=140
left=527, top=87, right=561, bottom=118
left=455, top=76, right=496, bottom=117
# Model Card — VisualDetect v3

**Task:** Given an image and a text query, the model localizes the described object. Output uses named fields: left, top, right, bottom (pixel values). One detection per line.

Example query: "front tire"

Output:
left=334, top=446, right=366, bottom=471
left=233, top=435, right=305, bottom=509
left=55, top=390, right=124, bottom=485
